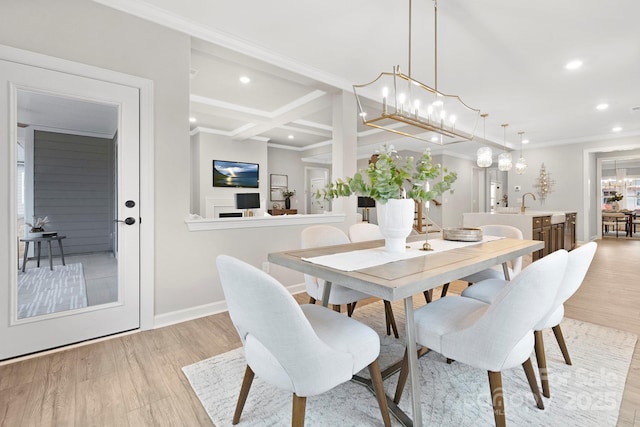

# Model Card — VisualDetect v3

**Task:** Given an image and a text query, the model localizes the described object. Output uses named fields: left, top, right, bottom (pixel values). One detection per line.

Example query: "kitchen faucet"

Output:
left=521, top=192, right=536, bottom=213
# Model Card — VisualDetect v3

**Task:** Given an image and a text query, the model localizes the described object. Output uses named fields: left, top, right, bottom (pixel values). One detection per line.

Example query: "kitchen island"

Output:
left=463, top=210, right=577, bottom=260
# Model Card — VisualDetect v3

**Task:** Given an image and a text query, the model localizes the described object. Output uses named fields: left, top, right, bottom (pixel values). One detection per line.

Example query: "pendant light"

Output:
left=476, top=113, right=492, bottom=167
left=515, top=131, right=527, bottom=175
left=498, top=123, right=512, bottom=171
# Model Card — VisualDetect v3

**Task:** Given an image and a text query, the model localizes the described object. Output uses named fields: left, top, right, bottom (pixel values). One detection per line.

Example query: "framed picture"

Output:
left=270, top=174, right=288, bottom=201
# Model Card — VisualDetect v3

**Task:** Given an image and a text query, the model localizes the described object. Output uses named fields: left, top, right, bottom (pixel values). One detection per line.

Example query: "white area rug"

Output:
left=183, top=300, right=636, bottom=426
left=18, top=263, right=88, bottom=319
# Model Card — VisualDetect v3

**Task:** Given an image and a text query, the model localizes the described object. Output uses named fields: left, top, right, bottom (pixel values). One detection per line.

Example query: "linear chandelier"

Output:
left=353, top=0, right=480, bottom=144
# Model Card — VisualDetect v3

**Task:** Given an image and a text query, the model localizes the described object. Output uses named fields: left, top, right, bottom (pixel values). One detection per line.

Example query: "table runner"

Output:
left=302, top=235, right=502, bottom=271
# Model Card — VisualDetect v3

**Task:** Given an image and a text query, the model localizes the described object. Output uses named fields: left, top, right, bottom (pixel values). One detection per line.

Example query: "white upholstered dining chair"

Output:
left=461, top=242, right=597, bottom=397
left=438, top=224, right=524, bottom=298
left=348, top=222, right=399, bottom=338
left=216, top=255, right=391, bottom=427
left=394, top=249, right=569, bottom=427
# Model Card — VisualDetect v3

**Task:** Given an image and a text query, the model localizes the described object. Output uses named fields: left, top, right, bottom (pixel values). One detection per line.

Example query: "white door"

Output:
left=0, top=59, right=140, bottom=360
left=309, top=174, right=328, bottom=214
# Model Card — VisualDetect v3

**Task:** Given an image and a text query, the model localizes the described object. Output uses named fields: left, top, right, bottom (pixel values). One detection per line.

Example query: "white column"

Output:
left=331, top=90, right=358, bottom=224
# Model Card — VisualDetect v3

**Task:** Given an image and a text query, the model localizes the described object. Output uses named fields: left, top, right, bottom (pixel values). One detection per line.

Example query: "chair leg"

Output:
left=522, top=358, right=545, bottom=409
left=488, top=371, right=506, bottom=427
left=347, top=301, right=357, bottom=317
left=440, top=283, right=450, bottom=298
left=393, top=348, right=409, bottom=404
left=333, top=304, right=341, bottom=313
left=309, top=297, right=316, bottom=304
left=384, top=300, right=399, bottom=338
left=552, top=324, right=572, bottom=365
left=369, top=358, right=392, bottom=427
left=292, top=393, right=307, bottom=427
left=423, top=289, right=433, bottom=303
left=534, top=330, right=550, bottom=398
left=233, top=365, right=255, bottom=425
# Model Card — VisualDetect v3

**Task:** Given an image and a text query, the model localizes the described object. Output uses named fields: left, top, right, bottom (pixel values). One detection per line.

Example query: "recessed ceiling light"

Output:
left=565, top=60, right=583, bottom=70
left=430, top=136, right=439, bottom=142
left=596, top=103, right=609, bottom=111
left=522, top=139, right=529, bottom=145
left=612, top=126, right=622, bottom=132
left=288, top=134, right=294, bottom=139
left=189, top=117, right=197, bottom=123
left=239, top=76, right=251, bottom=84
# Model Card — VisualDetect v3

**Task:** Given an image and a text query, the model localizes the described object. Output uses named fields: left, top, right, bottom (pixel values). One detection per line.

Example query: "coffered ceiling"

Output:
left=97, top=0, right=640, bottom=161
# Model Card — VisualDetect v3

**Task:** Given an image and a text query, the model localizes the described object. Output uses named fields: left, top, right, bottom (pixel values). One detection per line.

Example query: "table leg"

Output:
left=22, top=241, right=29, bottom=272
left=502, top=262, right=511, bottom=281
left=404, top=296, right=422, bottom=427
left=36, top=242, right=41, bottom=268
left=47, top=240, right=53, bottom=270
left=57, top=239, right=66, bottom=266
left=320, top=281, right=333, bottom=308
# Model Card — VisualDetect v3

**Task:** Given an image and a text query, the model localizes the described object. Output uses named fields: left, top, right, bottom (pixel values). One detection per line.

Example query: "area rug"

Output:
left=17, top=263, right=88, bottom=319
left=183, top=300, right=636, bottom=426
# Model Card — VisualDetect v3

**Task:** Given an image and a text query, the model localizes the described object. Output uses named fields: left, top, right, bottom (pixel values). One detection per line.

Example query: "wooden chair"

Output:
left=216, top=255, right=391, bottom=427
left=602, top=212, right=626, bottom=237
left=394, top=250, right=569, bottom=427
left=462, top=242, right=597, bottom=397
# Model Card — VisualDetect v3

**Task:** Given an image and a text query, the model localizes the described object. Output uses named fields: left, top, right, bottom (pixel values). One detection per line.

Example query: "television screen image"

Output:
left=213, top=160, right=259, bottom=188
left=235, top=193, right=261, bottom=210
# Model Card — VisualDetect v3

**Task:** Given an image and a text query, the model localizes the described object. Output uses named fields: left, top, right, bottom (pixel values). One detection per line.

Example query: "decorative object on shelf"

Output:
left=316, top=145, right=457, bottom=253
left=502, top=194, right=509, bottom=207
left=476, top=113, right=492, bottom=167
left=533, top=163, right=555, bottom=202
left=498, top=123, right=512, bottom=171
left=352, top=0, right=480, bottom=145
left=515, top=131, right=527, bottom=175
left=282, top=189, right=296, bottom=209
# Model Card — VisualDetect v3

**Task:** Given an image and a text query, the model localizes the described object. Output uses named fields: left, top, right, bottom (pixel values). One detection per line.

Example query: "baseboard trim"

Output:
left=153, top=282, right=307, bottom=329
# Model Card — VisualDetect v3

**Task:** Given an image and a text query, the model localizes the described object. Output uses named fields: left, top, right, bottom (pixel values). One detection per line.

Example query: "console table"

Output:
left=20, top=235, right=66, bottom=272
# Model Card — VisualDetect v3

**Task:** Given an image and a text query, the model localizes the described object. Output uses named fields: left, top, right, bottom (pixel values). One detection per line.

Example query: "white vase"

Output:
left=376, top=198, right=415, bottom=253
left=612, top=201, right=620, bottom=211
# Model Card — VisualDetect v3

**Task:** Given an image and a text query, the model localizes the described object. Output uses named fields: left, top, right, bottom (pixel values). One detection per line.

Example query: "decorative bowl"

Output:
left=443, top=227, right=483, bottom=242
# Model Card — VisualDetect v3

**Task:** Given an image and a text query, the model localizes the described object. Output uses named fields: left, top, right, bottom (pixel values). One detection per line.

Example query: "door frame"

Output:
left=1, top=44, right=155, bottom=331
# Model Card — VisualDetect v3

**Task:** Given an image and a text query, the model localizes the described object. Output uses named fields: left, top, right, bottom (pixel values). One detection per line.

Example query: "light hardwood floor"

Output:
left=1, top=237, right=639, bottom=426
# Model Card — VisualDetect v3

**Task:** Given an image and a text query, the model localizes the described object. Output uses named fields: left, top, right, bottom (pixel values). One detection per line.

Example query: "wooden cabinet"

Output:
left=532, top=213, right=576, bottom=260
left=532, top=216, right=551, bottom=261
left=564, top=212, right=577, bottom=250
left=268, top=209, right=297, bottom=216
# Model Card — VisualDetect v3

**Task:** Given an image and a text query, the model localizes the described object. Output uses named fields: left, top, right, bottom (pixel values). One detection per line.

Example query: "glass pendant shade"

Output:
left=476, top=147, right=493, bottom=167
left=515, top=156, right=527, bottom=174
left=498, top=152, right=512, bottom=171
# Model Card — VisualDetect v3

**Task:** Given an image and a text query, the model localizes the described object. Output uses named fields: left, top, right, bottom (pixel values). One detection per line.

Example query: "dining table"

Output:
left=268, top=233, right=544, bottom=427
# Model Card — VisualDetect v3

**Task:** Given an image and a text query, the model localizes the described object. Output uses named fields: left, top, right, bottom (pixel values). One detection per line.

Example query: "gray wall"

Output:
left=34, top=130, right=114, bottom=255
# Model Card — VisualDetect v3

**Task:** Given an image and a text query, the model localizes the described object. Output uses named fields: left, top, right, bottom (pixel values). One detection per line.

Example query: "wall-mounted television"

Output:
left=213, top=160, right=259, bottom=188
left=235, top=193, right=261, bottom=210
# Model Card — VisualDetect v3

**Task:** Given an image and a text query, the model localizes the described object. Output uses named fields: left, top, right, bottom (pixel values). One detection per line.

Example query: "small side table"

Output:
left=20, top=235, right=66, bottom=272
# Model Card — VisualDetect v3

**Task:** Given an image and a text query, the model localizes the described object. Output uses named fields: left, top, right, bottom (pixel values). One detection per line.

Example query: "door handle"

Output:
left=114, top=217, right=136, bottom=225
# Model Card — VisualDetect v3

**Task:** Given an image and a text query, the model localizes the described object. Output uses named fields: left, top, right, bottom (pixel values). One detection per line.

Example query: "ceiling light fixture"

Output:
left=288, top=134, right=294, bottom=139
left=612, top=126, right=622, bottom=132
left=352, top=0, right=480, bottom=145
left=596, top=103, right=609, bottom=111
left=239, top=76, right=251, bottom=84
left=565, top=60, right=583, bottom=70
left=476, top=113, right=492, bottom=167
left=515, top=131, right=527, bottom=175
left=498, top=123, right=512, bottom=171
left=189, top=117, right=197, bottom=123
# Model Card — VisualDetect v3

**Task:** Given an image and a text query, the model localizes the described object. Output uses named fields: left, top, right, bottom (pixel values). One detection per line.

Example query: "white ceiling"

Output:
left=65, top=1, right=640, bottom=161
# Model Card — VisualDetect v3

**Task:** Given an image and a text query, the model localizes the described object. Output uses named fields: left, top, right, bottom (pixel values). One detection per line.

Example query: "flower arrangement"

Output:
left=26, top=216, right=49, bottom=232
left=315, top=145, right=457, bottom=203
left=282, top=189, right=296, bottom=199
left=607, top=191, right=623, bottom=203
